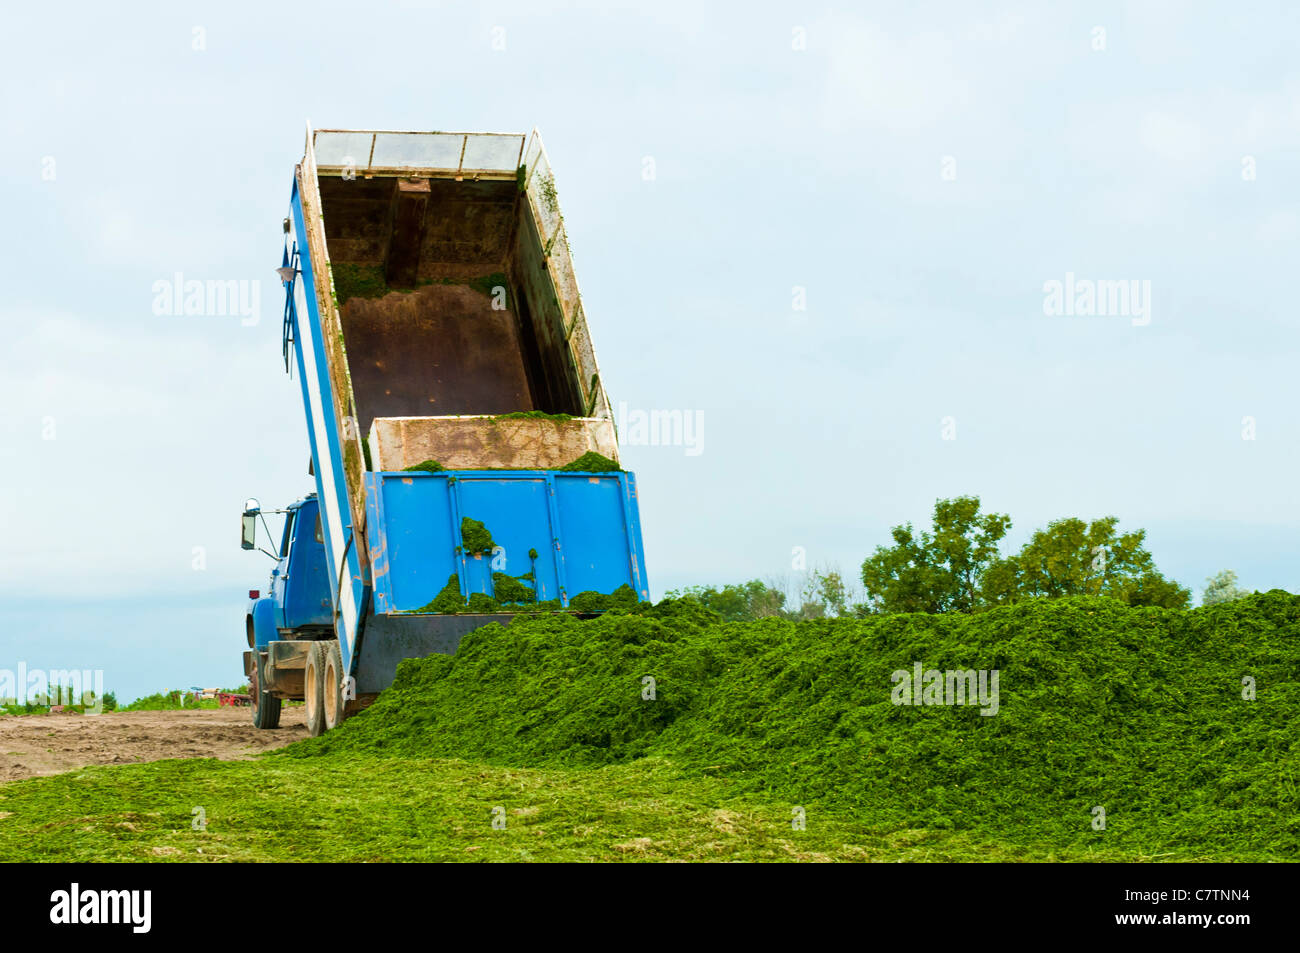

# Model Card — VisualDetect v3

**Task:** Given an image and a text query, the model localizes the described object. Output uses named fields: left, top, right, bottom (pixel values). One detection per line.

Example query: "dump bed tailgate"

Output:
left=363, top=469, right=649, bottom=613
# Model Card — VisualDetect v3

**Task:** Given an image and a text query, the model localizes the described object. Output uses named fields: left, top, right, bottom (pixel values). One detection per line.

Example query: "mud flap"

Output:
left=355, top=613, right=517, bottom=694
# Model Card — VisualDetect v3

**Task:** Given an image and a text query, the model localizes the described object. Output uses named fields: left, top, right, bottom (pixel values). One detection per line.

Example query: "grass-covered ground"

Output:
left=0, top=755, right=1206, bottom=862
left=1, top=593, right=1296, bottom=861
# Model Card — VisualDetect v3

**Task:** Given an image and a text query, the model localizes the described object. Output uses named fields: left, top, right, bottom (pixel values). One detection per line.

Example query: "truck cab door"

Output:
left=283, top=499, right=333, bottom=629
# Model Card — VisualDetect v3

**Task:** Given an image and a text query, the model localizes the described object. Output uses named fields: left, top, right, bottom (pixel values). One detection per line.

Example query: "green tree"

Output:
left=1202, top=569, right=1249, bottom=606
left=983, top=516, right=1190, bottom=609
left=790, top=600, right=826, bottom=620
left=860, top=496, right=1011, bottom=613
left=672, top=570, right=854, bottom=621
left=815, top=569, right=848, bottom=617
left=666, top=580, right=786, bottom=622
left=788, top=568, right=848, bottom=619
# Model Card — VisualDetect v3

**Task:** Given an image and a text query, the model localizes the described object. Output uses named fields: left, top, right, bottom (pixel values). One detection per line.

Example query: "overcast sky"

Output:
left=2, top=1, right=1298, bottom=701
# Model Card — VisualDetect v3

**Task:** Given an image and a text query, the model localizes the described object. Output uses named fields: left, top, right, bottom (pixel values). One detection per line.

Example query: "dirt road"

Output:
left=0, top=707, right=307, bottom=782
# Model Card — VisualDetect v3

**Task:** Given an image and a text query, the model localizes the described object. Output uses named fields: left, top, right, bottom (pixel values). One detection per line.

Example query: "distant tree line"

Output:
left=672, top=496, right=1253, bottom=620
left=667, top=572, right=847, bottom=622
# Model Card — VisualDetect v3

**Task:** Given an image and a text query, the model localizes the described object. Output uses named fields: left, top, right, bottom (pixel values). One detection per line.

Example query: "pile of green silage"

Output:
left=281, top=592, right=1300, bottom=858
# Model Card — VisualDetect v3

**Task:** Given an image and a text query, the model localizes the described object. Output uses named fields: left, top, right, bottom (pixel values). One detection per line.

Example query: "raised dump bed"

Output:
left=309, top=129, right=613, bottom=475
left=265, top=126, right=649, bottom=712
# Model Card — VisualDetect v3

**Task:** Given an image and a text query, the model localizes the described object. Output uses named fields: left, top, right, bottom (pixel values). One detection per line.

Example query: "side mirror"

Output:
left=241, top=498, right=261, bottom=551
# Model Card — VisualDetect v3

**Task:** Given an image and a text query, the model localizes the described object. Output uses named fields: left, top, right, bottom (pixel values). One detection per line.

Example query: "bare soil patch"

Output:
left=0, top=707, right=306, bottom=782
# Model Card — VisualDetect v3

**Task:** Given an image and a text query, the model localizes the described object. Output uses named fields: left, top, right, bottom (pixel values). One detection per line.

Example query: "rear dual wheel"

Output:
left=251, top=652, right=282, bottom=730
left=304, top=641, right=345, bottom=737
left=322, top=641, right=345, bottom=732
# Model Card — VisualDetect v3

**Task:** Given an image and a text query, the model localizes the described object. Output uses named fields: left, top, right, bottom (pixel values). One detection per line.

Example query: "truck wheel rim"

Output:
left=306, top=661, right=318, bottom=714
left=324, top=659, right=338, bottom=724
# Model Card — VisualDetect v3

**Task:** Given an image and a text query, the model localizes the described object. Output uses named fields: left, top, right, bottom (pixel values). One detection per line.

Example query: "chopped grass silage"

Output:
left=281, top=592, right=1300, bottom=858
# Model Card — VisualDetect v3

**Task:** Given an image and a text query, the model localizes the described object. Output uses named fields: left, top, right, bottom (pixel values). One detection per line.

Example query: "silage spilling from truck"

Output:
left=242, top=128, right=650, bottom=737
left=282, top=592, right=1300, bottom=859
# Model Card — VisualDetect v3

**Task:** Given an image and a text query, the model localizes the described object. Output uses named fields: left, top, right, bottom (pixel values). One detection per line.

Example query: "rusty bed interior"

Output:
left=310, top=130, right=613, bottom=471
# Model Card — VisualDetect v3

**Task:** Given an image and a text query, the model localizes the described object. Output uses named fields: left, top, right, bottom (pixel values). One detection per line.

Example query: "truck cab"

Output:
left=244, top=495, right=331, bottom=647
left=241, top=495, right=334, bottom=729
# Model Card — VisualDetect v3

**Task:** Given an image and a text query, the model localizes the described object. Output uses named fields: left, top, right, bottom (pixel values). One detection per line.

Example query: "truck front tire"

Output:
left=251, top=653, right=282, bottom=730
left=303, top=642, right=326, bottom=737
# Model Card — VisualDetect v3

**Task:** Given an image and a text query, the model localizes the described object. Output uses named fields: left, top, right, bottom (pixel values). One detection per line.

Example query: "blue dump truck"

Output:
left=240, top=127, right=649, bottom=735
